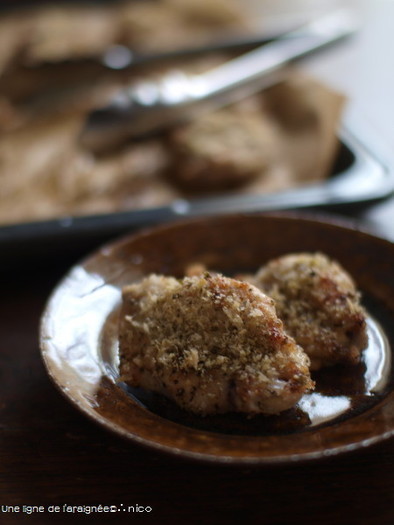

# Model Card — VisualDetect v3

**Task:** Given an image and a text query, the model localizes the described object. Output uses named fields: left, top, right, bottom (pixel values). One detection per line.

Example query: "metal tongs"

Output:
left=80, top=9, right=357, bottom=152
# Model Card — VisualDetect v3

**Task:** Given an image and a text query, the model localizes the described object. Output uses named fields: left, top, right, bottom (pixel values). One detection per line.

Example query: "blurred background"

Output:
left=0, top=0, right=393, bottom=242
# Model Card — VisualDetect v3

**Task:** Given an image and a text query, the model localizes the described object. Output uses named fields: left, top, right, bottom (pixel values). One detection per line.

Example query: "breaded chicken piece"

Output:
left=166, top=103, right=277, bottom=191
left=118, top=273, right=313, bottom=416
left=253, top=253, right=368, bottom=370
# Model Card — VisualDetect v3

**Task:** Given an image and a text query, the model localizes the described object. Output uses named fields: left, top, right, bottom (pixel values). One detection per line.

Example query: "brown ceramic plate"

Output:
left=40, top=213, right=394, bottom=465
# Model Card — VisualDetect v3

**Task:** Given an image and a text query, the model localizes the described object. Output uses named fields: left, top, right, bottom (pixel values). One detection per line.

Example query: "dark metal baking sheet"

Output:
left=0, top=108, right=393, bottom=268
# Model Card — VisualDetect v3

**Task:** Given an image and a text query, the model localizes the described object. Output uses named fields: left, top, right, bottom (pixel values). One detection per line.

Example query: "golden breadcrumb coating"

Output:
left=119, top=273, right=313, bottom=416
left=253, top=252, right=368, bottom=370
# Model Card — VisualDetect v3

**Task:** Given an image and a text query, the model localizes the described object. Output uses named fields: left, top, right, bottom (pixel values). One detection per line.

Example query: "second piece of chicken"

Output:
left=253, top=252, right=368, bottom=370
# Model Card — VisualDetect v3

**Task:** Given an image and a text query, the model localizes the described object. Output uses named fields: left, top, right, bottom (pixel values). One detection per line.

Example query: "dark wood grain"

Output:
left=1, top=243, right=394, bottom=525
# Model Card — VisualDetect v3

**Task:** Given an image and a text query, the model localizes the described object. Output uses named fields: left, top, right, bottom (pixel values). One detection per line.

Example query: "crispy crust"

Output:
left=119, top=273, right=313, bottom=415
left=254, top=252, right=368, bottom=369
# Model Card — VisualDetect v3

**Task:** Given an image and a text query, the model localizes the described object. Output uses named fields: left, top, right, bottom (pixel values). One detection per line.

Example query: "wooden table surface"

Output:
left=1, top=2, right=394, bottom=524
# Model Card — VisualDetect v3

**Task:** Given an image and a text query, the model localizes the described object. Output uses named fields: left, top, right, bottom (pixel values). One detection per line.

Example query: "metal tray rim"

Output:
left=1, top=111, right=392, bottom=247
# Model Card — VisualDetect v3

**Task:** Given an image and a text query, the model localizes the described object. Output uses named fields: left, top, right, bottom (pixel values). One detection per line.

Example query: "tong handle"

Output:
left=81, top=9, right=357, bottom=152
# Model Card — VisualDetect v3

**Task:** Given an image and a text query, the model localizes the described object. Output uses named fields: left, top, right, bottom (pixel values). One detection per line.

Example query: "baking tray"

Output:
left=2, top=5, right=393, bottom=268
left=0, top=107, right=393, bottom=268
